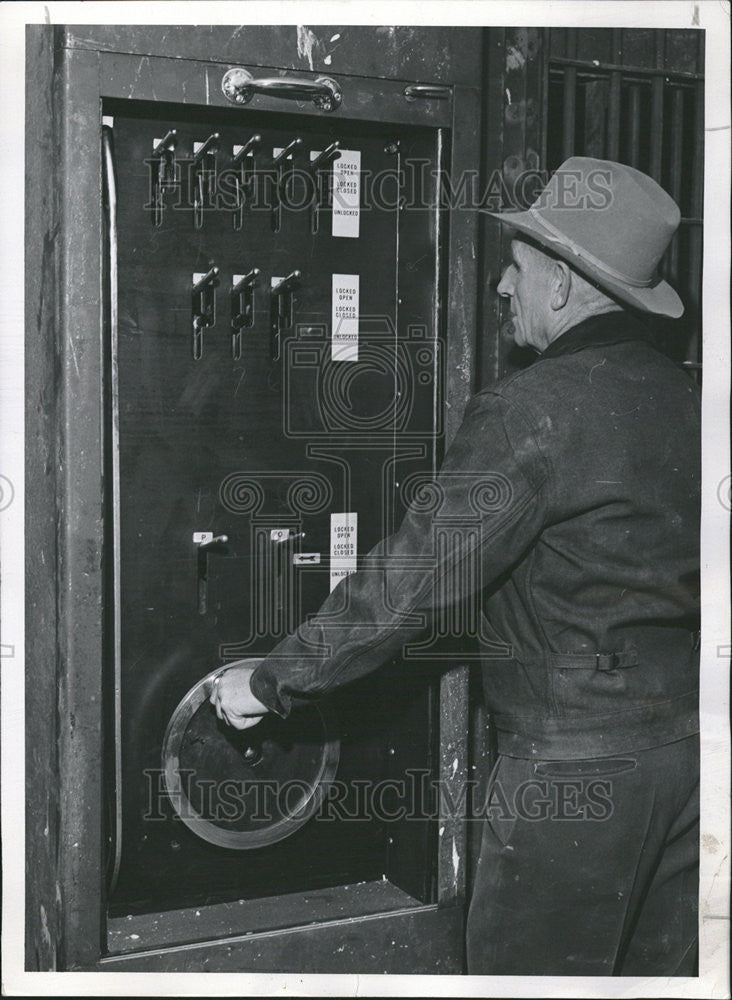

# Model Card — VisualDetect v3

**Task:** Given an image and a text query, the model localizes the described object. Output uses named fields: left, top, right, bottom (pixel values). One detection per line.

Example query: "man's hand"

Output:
left=209, top=663, right=269, bottom=730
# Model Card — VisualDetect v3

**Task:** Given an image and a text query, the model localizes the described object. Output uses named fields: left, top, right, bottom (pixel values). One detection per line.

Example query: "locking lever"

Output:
left=272, top=138, right=304, bottom=232
left=232, top=134, right=262, bottom=231
left=192, top=133, right=220, bottom=229
left=192, top=267, right=220, bottom=360
left=270, top=271, right=302, bottom=362
left=231, top=268, right=260, bottom=360
left=194, top=533, right=229, bottom=615
left=150, top=129, right=178, bottom=227
left=269, top=529, right=306, bottom=620
left=309, top=142, right=341, bottom=234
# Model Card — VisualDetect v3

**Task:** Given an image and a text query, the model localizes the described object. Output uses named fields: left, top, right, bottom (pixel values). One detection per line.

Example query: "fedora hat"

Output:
left=484, top=157, right=684, bottom=318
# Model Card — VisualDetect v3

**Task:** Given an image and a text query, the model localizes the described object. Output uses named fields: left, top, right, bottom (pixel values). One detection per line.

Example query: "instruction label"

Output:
left=332, top=274, right=359, bottom=361
left=330, top=512, right=358, bottom=591
left=332, top=149, right=361, bottom=238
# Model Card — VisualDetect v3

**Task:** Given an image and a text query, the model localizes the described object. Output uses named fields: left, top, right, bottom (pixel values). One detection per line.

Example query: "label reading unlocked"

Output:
left=332, top=274, right=359, bottom=361
left=330, top=512, right=358, bottom=591
left=332, top=149, right=361, bottom=238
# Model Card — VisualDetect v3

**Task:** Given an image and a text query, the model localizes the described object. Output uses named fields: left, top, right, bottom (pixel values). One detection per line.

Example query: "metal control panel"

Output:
left=105, top=102, right=447, bottom=918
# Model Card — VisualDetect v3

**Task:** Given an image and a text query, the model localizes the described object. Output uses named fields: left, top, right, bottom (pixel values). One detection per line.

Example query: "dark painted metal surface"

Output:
left=549, top=26, right=704, bottom=77
left=25, top=23, right=63, bottom=972
left=108, top=103, right=442, bottom=916
left=99, top=899, right=464, bottom=973
left=62, top=24, right=482, bottom=88
left=107, top=878, right=422, bottom=954
left=99, top=51, right=454, bottom=128
left=54, top=44, right=108, bottom=971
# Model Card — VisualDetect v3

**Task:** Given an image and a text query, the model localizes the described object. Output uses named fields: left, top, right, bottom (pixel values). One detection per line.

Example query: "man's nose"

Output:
left=497, top=271, right=512, bottom=297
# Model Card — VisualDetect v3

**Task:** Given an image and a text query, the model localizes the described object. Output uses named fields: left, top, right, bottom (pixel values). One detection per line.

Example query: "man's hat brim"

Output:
left=485, top=208, right=684, bottom=319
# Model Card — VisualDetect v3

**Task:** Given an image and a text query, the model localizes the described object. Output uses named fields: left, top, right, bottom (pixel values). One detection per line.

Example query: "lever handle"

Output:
left=273, top=138, right=304, bottom=167
left=152, top=129, right=178, bottom=157
left=232, top=268, right=260, bottom=296
left=192, top=132, right=220, bottom=166
left=198, top=533, right=229, bottom=550
left=309, top=141, right=341, bottom=172
left=233, top=134, right=262, bottom=164
left=271, top=270, right=302, bottom=297
left=192, top=266, right=220, bottom=296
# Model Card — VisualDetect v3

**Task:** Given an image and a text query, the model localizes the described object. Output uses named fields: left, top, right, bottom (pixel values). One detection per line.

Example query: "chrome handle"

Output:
left=222, top=67, right=342, bottom=112
left=404, top=83, right=451, bottom=101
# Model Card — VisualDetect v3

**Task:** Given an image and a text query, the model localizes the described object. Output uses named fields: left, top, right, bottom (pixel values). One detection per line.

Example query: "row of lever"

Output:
left=192, top=266, right=301, bottom=362
left=151, top=130, right=342, bottom=231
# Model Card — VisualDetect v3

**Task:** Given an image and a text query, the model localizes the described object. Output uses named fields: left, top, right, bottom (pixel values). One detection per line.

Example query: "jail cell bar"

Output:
left=547, top=27, right=705, bottom=373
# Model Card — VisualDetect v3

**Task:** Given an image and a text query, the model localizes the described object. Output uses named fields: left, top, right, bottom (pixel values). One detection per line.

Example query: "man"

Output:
left=211, top=158, right=701, bottom=976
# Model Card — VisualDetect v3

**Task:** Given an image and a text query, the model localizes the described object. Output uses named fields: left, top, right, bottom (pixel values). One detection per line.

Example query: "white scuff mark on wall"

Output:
left=330, top=33, right=341, bottom=43
left=506, top=45, right=525, bottom=71
left=40, top=904, right=53, bottom=953
left=297, top=25, right=318, bottom=71
left=451, top=756, right=459, bottom=779
left=452, top=837, right=460, bottom=882
left=324, top=54, right=332, bottom=66
left=67, top=334, right=81, bottom=380
left=505, top=88, right=512, bottom=105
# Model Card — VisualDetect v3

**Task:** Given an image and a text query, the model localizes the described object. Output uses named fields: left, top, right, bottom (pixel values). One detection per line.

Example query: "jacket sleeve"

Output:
left=249, top=389, right=550, bottom=717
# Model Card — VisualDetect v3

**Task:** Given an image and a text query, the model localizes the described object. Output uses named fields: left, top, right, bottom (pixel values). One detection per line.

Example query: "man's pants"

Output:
left=466, top=735, right=699, bottom=976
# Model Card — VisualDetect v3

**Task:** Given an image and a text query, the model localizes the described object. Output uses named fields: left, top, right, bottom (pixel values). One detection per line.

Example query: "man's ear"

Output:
left=550, top=261, right=571, bottom=310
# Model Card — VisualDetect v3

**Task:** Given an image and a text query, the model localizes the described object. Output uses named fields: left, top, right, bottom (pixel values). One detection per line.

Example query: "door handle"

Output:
left=222, top=67, right=342, bottom=112
left=403, top=83, right=451, bottom=101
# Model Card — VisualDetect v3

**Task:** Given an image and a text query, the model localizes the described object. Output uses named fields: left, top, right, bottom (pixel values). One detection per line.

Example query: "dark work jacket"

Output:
left=250, top=312, right=701, bottom=759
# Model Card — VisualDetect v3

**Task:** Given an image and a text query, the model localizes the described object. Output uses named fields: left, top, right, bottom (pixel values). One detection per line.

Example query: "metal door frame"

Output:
left=28, top=36, right=481, bottom=970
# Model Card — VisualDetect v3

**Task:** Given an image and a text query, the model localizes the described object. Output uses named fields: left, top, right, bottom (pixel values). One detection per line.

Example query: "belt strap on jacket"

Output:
left=547, top=649, right=640, bottom=670
left=546, top=629, right=700, bottom=671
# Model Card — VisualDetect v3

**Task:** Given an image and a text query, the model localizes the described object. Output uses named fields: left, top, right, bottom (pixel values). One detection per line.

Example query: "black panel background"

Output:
left=108, top=102, right=443, bottom=915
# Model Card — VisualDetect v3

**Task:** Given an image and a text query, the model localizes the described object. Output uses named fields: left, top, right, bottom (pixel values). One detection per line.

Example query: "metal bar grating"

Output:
left=545, top=30, right=704, bottom=374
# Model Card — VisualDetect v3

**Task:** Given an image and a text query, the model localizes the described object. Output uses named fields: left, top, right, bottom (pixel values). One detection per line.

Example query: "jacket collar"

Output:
left=540, top=310, right=652, bottom=360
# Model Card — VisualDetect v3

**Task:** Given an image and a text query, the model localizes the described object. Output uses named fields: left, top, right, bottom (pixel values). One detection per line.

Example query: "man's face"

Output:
left=497, top=239, right=554, bottom=351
